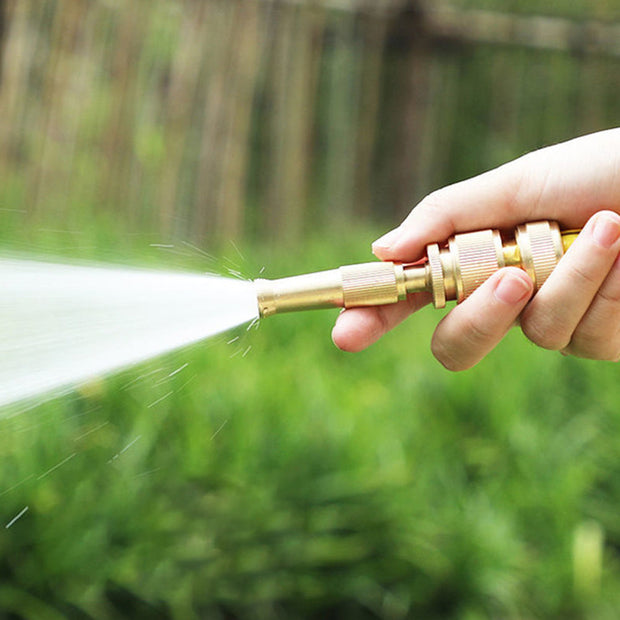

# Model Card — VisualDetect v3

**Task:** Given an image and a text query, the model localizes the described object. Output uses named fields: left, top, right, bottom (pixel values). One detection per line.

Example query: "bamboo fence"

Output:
left=0, top=0, right=618, bottom=244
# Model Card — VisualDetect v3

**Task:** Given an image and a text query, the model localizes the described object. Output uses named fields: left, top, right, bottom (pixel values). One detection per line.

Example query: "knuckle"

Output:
left=461, top=316, right=493, bottom=349
left=565, top=260, right=600, bottom=290
left=598, top=285, right=620, bottom=306
left=569, top=344, right=620, bottom=362
left=597, top=267, right=620, bottom=305
left=568, top=330, right=620, bottom=362
left=602, top=350, right=620, bottom=363
left=413, top=189, right=457, bottom=228
left=602, top=348, right=620, bottom=362
left=431, top=313, right=491, bottom=372
left=418, top=189, right=446, bottom=213
left=520, top=314, right=569, bottom=351
left=401, top=191, right=447, bottom=231
left=431, top=333, right=465, bottom=372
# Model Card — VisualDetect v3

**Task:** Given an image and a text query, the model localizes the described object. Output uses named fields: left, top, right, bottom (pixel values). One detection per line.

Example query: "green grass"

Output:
left=1, top=233, right=620, bottom=618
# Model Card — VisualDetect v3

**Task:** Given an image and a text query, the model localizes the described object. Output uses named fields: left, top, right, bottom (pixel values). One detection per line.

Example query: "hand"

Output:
left=332, top=128, right=620, bottom=369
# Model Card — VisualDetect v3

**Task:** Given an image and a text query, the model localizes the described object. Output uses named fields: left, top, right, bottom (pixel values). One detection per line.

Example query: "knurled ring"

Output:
left=427, top=243, right=446, bottom=308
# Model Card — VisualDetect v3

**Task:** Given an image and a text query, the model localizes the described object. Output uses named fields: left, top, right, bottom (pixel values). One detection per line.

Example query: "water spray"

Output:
left=0, top=260, right=259, bottom=408
left=255, top=221, right=579, bottom=316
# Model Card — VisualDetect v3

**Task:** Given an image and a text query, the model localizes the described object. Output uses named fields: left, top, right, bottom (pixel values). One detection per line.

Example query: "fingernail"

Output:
left=494, top=272, right=532, bottom=305
left=592, top=214, right=620, bottom=249
left=372, top=228, right=402, bottom=252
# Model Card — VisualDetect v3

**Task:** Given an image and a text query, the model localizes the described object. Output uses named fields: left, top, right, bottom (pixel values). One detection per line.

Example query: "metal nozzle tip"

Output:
left=255, top=278, right=276, bottom=318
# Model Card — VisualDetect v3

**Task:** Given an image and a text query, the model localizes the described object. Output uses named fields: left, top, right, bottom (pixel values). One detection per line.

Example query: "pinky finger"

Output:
left=564, top=254, right=620, bottom=361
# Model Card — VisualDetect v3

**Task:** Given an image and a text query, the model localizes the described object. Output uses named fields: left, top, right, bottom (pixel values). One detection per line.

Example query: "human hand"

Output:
left=332, top=128, right=620, bottom=369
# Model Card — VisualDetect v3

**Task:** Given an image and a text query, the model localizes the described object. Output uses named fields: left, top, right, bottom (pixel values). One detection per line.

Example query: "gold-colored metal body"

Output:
left=255, top=220, right=576, bottom=317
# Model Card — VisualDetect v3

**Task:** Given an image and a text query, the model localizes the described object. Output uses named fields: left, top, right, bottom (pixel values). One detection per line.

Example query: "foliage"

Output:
left=0, top=233, right=620, bottom=619
left=1, top=0, right=618, bottom=245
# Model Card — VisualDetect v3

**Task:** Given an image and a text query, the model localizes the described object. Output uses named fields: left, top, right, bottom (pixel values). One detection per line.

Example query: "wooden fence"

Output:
left=0, top=0, right=618, bottom=244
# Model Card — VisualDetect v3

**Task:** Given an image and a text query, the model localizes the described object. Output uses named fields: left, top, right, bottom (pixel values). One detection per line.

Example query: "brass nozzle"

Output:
left=255, top=262, right=422, bottom=318
left=255, top=220, right=577, bottom=317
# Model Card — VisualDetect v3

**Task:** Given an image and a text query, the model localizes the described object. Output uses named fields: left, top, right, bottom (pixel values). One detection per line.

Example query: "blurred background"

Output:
left=0, top=0, right=619, bottom=618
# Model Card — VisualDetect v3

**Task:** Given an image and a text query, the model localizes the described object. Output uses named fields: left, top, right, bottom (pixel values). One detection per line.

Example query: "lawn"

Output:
left=1, top=231, right=619, bottom=619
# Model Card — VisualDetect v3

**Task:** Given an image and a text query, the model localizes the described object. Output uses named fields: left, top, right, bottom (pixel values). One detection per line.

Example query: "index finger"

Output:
left=373, top=128, right=620, bottom=263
